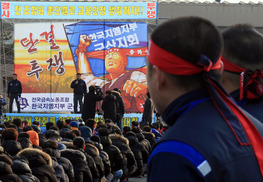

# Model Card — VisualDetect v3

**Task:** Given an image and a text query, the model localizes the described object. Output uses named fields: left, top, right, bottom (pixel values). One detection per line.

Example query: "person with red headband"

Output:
left=75, top=35, right=147, bottom=113
left=221, top=24, right=263, bottom=122
left=146, top=17, right=263, bottom=181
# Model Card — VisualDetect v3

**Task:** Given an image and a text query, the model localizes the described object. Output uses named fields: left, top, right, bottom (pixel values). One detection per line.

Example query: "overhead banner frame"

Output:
left=0, top=1, right=158, bottom=20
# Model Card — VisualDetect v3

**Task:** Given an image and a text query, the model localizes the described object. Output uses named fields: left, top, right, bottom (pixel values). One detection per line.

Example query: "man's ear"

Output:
left=153, top=66, right=166, bottom=90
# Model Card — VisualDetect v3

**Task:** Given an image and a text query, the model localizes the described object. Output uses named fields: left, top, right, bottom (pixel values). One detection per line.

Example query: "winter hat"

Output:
left=70, top=121, right=79, bottom=129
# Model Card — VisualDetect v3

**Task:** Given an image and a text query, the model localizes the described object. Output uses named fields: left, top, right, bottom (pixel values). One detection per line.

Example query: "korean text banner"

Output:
left=1, top=2, right=157, bottom=19
left=15, top=22, right=148, bottom=113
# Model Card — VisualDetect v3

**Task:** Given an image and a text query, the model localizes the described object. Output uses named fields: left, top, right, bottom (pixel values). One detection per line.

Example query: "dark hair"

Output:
left=73, top=137, right=85, bottom=149
left=65, top=119, right=71, bottom=125
left=76, top=73, right=81, bottom=76
left=132, top=126, right=141, bottom=133
left=106, top=90, right=112, bottom=95
left=45, top=129, right=60, bottom=140
left=89, top=85, right=95, bottom=93
left=222, top=24, right=263, bottom=70
left=150, top=17, right=223, bottom=89
left=113, top=88, right=121, bottom=94
left=42, top=139, right=58, bottom=150
left=85, top=119, right=96, bottom=130
left=56, top=120, right=65, bottom=130
left=2, top=128, right=18, bottom=140
left=90, top=135, right=101, bottom=143
left=122, top=126, right=131, bottom=133
left=143, top=126, right=152, bottom=132
left=131, top=121, right=139, bottom=127
left=7, top=124, right=18, bottom=130
left=72, top=129, right=81, bottom=137
left=32, top=121, right=40, bottom=126
left=13, top=73, right=17, bottom=76
left=104, top=118, right=113, bottom=124
left=12, top=118, right=21, bottom=127
left=22, top=125, right=33, bottom=132
left=65, top=131, right=76, bottom=140
left=46, top=122, right=55, bottom=130
left=49, top=126, right=59, bottom=132
left=98, top=128, right=110, bottom=137
left=18, top=132, right=30, bottom=139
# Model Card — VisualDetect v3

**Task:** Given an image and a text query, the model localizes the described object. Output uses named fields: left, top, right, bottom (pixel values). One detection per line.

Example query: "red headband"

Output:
left=148, top=39, right=222, bottom=75
left=222, top=56, right=263, bottom=100
left=221, top=56, right=245, bottom=73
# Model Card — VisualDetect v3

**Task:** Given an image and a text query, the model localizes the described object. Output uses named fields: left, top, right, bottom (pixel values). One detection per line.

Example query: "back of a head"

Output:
left=2, top=128, right=18, bottom=141
left=18, top=132, right=30, bottom=139
left=73, top=137, right=85, bottom=149
left=46, top=122, right=55, bottom=130
left=85, top=119, right=96, bottom=129
left=98, top=127, right=110, bottom=137
left=56, top=120, right=65, bottom=130
left=89, top=85, right=95, bottom=93
left=222, top=24, right=263, bottom=70
left=150, top=17, right=223, bottom=87
left=12, top=118, right=21, bottom=127
left=42, top=139, right=58, bottom=150
left=106, top=90, right=112, bottom=95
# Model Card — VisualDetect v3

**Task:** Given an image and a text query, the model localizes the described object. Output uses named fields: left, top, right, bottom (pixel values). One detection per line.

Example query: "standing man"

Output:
left=71, top=73, right=87, bottom=114
left=81, top=85, right=103, bottom=122
left=112, top=88, right=125, bottom=129
left=102, top=90, right=118, bottom=123
left=141, top=92, right=154, bottom=128
left=146, top=17, right=263, bottom=181
left=221, top=24, right=263, bottom=122
left=8, top=73, right=22, bottom=113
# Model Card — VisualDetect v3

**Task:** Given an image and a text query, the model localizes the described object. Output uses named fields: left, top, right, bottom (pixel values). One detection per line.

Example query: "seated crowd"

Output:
left=0, top=118, right=168, bottom=182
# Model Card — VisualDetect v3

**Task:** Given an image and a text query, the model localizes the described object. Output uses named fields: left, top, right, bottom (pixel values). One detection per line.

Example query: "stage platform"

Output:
left=3, top=113, right=156, bottom=130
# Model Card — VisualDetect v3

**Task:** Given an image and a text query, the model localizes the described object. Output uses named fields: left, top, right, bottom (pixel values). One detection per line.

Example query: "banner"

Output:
left=14, top=22, right=148, bottom=113
left=1, top=2, right=157, bottom=19
left=3, top=113, right=156, bottom=131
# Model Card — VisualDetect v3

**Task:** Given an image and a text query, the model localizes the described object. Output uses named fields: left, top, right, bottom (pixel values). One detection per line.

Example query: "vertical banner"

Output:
left=15, top=22, right=148, bottom=113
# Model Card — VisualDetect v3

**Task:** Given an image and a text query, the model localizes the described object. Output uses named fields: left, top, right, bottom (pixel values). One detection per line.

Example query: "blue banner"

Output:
left=1, top=2, right=157, bottom=19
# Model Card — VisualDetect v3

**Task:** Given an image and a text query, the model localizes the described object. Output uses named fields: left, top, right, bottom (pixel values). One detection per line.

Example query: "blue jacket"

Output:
left=7, top=79, right=22, bottom=95
left=147, top=89, right=263, bottom=182
left=231, top=89, right=263, bottom=123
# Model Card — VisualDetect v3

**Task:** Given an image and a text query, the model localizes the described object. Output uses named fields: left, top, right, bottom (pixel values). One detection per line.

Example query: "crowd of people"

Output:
left=0, top=117, right=167, bottom=182
left=3, top=15, right=263, bottom=182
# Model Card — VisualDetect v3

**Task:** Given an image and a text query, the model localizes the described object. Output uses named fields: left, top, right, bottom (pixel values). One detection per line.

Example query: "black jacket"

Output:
left=126, top=134, right=149, bottom=177
left=142, top=132, right=156, bottom=148
left=17, top=148, right=57, bottom=182
left=102, top=94, right=118, bottom=122
left=112, top=91, right=125, bottom=117
left=100, top=136, right=124, bottom=172
left=2, top=140, right=22, bottom=157
left=84, top=144, right=105, bottom=180
left=0, top=161, right=22, bottom=182
left=110, top=134, right=137, bottom=179
left=60, top=149, right=93, bottom=182
left=8, top=79, right=22, bottom=95
left=12, top=157, right=40, bottom=182
left=82, top=92, right=103, bottom=121
left=70, top=79, right=87, bottom=95
left=142, top=98, right=154, bottom=125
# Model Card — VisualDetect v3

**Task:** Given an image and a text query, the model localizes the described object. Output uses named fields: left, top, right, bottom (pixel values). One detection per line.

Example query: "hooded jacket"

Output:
left=17, top=148, right=57, bottom=182
left=60, top=149, right=93, bottom=182
left=100, top=136, right=124, bottom=172
left=110, top=134, right=137, bottom=179
left=26, top=130, right=39, bottom=147
left=12, top=157, right=40, bottom=182
left=2, top=140, right=22, bottom=157
left=102, top=94, right=118, bottom=122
